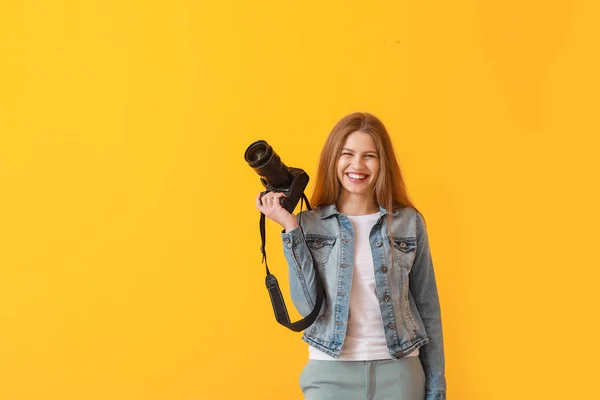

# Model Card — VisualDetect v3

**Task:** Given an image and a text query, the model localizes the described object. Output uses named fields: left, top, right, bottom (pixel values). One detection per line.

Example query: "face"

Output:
left=336, top=131, right=380, bottom=199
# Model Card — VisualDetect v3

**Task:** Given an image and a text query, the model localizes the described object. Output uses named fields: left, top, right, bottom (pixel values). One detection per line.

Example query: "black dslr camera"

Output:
left=245, top=140, right=322, bottom=332
left=244, top=140, right=309, bottom=213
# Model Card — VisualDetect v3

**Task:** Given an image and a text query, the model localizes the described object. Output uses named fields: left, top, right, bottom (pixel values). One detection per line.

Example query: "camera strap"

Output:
left=259, top=194, right=324, bottom=332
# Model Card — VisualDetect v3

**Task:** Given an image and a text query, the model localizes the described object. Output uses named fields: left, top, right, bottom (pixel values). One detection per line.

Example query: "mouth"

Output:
left=345, top=172, right=369, bottom=184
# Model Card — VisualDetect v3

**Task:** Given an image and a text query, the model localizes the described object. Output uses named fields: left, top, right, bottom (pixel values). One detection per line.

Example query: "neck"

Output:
left=336, top=192, right=379, bottom=216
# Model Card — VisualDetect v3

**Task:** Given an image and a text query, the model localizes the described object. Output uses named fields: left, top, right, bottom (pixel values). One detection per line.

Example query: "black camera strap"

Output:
left=259, top=194, right=324, bottom=332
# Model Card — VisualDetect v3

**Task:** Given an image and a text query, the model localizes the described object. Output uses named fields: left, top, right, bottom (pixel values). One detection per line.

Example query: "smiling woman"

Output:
left=256, top=112, right=446, bottom=400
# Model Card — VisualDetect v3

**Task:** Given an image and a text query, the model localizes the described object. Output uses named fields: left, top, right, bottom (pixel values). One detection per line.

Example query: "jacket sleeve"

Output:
left=280, top=216, right=319, bottom=317
left=409, top=212, right=447, bottom=400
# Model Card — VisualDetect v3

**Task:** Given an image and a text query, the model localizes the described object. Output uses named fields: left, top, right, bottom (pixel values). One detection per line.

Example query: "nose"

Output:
left=351, top=156, right=364, bottom=169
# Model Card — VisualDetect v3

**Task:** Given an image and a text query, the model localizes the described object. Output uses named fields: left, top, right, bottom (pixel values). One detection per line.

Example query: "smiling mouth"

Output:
left=346, top=173, right=369, bottom=182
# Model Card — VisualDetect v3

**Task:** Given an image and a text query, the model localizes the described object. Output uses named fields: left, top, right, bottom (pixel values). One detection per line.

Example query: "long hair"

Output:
left=311, top=112, right=418, bottom=218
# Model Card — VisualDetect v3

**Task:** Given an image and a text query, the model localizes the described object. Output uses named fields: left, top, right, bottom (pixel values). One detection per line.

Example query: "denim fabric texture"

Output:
left=281, top=204, right=446, bottom=400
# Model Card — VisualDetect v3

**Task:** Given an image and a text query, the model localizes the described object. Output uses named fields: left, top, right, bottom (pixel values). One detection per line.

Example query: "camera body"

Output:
left=259, top=167, right=309, bottom=214
left=245, top=140, right=310, bottom=214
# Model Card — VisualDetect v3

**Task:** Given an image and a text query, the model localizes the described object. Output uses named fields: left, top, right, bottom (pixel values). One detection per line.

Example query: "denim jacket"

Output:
left=281, top=204, right=446, bottom=400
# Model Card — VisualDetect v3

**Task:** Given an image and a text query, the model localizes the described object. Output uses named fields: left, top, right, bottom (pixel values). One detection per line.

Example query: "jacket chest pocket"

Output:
left=392, top=237, right=417, bottom=271
left=305, top=235, right=337, bottom=267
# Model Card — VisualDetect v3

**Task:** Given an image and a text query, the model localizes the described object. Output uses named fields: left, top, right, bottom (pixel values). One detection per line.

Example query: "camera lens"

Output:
left=245, top=141, right=271, bottom=166
left=244, top=140, right=291, bottom=189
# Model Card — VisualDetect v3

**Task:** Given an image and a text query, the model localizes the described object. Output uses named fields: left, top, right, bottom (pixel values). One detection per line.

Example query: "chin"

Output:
left=343, top=188, right=371, bottom=196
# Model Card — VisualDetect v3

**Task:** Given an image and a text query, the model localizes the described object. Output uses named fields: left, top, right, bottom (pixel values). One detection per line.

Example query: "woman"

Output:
left=256, top=112, right=446, bottom=400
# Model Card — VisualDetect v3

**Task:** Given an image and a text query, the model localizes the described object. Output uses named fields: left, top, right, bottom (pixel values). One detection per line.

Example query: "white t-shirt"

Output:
left=309, top=212, right=419, bottom=360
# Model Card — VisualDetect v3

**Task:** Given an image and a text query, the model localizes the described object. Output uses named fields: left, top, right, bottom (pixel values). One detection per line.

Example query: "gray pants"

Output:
left=299, top=358, right=425, bottom=400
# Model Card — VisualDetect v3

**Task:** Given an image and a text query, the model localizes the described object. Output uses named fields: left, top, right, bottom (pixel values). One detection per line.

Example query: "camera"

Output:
left=244, top=140, right=309, bottom=213
left=245, top=140, right=321, bottom=332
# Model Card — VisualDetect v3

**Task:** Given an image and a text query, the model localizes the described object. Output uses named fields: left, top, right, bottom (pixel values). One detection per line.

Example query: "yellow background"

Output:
left=1, top=1, right=599, bottom=399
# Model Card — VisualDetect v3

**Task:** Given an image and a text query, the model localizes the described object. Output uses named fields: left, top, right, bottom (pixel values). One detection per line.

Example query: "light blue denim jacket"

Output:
left=281, top=204, right=446, bottom=400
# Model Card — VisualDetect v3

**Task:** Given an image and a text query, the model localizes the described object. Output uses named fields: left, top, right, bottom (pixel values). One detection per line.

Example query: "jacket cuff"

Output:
left=425, top=390, right=446, bottom=400
left=281, top=225, right=304, bottom=247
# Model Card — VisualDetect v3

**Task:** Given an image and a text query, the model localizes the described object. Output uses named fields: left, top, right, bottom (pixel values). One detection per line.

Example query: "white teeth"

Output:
left=348, top=173, right=366, bottom=179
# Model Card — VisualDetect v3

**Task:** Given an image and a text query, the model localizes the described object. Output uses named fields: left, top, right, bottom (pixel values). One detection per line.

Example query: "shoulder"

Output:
left=389, top=206, right=424, bottom=237
left=298, top=204, right=336, bottom=220
left=391, top=206, right=423, bottom=224
left=392, top=206, right=418, bottom=219
left=296, top=206, right=339, bottom=236
left=297, top=207, right=328, bottom=223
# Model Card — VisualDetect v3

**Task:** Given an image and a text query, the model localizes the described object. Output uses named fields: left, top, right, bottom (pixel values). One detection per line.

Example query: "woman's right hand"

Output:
left=256, top=192, right=299, bottom=233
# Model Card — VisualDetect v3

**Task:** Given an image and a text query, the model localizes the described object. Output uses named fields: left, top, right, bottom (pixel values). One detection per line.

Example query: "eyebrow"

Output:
left=341, top=148, right=378, bottom=155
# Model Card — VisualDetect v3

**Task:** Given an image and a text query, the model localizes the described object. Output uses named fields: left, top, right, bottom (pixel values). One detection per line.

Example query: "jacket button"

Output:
left=388, top=323, right=396, bottom=329
left=384, top=295, right=391, bottom=302
left=400, top=241, right=407, bottom=248
left=380, top=266, right=388, bottom=273
left=283, top=237, right=290, bottom=243
left=376, top=241, right=382, bottom=247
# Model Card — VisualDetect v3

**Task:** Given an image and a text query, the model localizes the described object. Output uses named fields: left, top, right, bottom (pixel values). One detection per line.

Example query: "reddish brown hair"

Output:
left=311, top=112, right=418, bottom=217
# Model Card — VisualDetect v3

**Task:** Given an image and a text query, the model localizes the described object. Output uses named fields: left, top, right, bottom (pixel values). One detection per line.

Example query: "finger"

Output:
left=256, top=193, right=264, bottom=209
left=265, top=193, right=276, bottom=202
left=268, top=194, right=281, bottom=204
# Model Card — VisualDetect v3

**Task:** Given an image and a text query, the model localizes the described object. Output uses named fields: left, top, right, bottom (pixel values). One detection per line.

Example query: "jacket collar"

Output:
left=318, top=204, right=398, bottom=219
